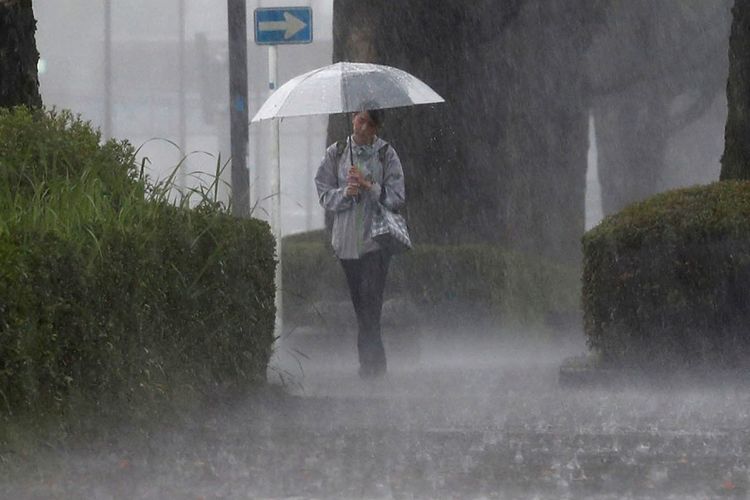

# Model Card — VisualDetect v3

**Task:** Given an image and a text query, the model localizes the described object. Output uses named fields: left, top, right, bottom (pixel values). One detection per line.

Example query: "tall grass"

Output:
left=0, top=107, right=276, bottom=438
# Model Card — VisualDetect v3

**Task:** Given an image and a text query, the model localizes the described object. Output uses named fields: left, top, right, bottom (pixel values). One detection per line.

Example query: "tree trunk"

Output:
left=594, top=87, right=670, bottom=215
left=0, top=0, right=41, bottom=109
left=328, top=0, right=475, bottom=247
left=588, top=0, right=730, bottom=209
left=330, top=0, right=598, bottom=267
left=494, top=2, right=593, bottom=265
left=722, top=0, right=750, bottom=180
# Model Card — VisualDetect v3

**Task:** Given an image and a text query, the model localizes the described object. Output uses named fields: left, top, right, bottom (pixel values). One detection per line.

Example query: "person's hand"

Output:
left=344, top=166, right=359, bottom=197
left=348, top=166, right=372, bottom=191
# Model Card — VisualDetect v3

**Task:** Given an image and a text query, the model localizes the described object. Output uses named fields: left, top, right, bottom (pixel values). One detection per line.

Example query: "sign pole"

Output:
left=253, top=5, right=313, bottom=343
left=269, top=45, right=282, bottom=338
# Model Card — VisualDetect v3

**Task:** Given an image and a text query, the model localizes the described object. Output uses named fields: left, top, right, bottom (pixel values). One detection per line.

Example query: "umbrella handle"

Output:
left=348, top=130, right=354, bottom=166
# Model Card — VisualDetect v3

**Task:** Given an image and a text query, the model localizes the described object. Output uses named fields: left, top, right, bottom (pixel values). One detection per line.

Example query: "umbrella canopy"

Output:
left=251, top=61, right=444, bottom=122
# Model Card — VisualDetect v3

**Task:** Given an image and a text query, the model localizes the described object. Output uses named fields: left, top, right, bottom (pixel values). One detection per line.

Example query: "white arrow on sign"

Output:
left=258, top=11, right=307, bottom=39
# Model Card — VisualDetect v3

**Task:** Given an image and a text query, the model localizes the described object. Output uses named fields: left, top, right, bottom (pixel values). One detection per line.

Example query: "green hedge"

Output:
left=0, top=108, right=276, bottom=422
left=282, top=230, right=579, bottom=330
left=583, top=181, right=750, bottom=368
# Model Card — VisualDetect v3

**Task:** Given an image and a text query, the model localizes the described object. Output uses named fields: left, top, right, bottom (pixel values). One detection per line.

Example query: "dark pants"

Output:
left=340, top=250, right=391, bottom=375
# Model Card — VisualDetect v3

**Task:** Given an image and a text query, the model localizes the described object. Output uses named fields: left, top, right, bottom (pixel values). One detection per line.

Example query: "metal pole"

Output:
left=227, top=0, right=250, bottom=217
left=252, top=89, right=261, bottom=208
left=178, top=0, right=187, bottom=191
left=269, top=44, right=282, bottom=337
left=306, top=116, right=314, bottom=230
left=103, top=0, right=112, bottom=140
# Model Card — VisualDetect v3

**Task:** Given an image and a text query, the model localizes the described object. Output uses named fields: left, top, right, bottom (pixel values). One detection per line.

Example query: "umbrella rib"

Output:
left=276, top=63, right=344, bottom=118
left=294, top=63, right=335, bottom=86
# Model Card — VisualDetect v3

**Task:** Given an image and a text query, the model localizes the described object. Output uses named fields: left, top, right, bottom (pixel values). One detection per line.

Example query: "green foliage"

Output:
left=0, top=107, right=276, bottom=426
left=583, top=181, right=750, bottom=368
left=282, top=231, right=578, bottom=330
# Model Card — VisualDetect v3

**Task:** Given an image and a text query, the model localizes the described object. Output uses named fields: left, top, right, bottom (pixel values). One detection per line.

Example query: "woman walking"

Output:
left=314, top=107, right=406, bottom=379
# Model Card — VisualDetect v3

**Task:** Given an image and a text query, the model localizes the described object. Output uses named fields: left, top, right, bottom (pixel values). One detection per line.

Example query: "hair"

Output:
left=366, top=108, right=384, bottom=128
left=358, top=100, right=384, bottom=128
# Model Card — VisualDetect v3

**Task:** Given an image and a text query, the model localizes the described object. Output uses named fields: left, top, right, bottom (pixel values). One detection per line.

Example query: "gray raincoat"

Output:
left=315, top=136, right=406, bottom=260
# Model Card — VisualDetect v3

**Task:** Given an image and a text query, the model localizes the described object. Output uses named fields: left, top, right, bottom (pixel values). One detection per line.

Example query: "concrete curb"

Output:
left=559, top=354, right=750, bottom=389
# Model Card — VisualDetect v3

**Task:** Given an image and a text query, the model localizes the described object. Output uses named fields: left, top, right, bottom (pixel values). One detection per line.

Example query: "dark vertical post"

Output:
left=104, top=0, right=112, bottom=139
left=0, top=0, right=42, bottom=108
left=227, top=0, right=250, bottom=217
left=722, top=0, right=750, bottom=181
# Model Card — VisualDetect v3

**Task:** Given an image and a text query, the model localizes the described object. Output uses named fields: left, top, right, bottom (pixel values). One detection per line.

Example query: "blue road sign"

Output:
left=254, top=7, right=313, bottom=45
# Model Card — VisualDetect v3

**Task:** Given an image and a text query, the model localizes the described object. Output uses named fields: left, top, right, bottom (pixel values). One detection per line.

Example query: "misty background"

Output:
left=33, top=1, right=727, bottom=237
left=34, top=0, right=331, bottom=236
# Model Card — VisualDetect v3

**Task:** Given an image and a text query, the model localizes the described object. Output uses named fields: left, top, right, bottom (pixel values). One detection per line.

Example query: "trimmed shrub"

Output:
left=582, top=181, right=750, bottom=368
left=282, top=230, right=579, bottom=331
left=0, top=108, right=276, bottom=421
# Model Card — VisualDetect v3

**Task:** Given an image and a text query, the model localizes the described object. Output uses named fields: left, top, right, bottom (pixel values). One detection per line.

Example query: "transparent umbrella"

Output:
left=251, top=62, right=444, bottom=341
left=251, top=61, right=445, bottom=122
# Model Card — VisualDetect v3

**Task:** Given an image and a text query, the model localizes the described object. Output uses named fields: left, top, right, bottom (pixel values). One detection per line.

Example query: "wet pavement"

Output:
left=3, top=329, right=750, bottom=499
